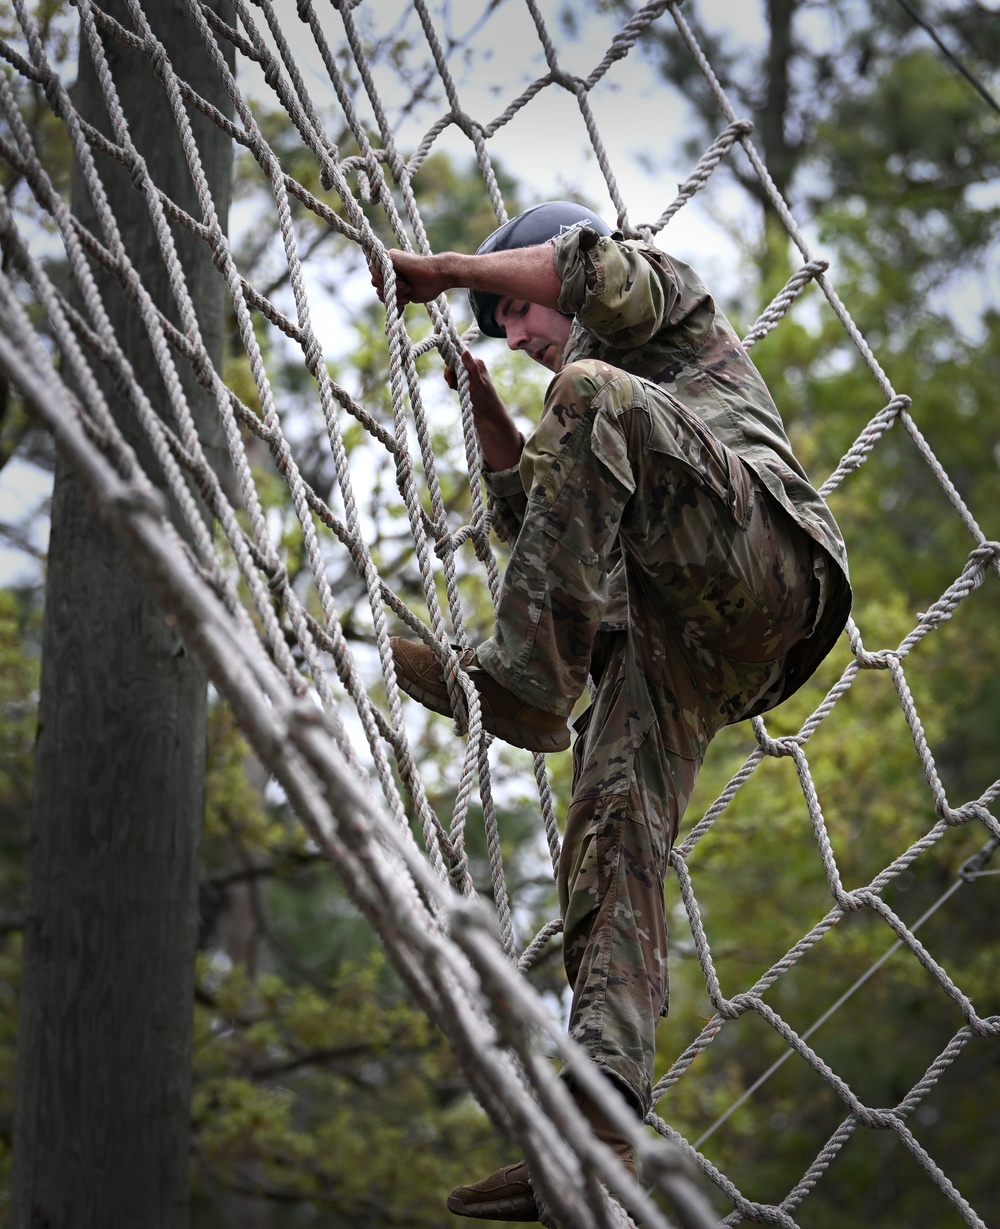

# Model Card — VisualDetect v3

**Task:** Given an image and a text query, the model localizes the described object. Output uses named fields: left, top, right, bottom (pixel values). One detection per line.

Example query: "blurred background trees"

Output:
left=1, top=1, right=997, bottom=1226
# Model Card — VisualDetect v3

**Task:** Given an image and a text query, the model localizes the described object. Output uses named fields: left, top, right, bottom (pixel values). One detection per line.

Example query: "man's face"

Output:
left=495, top=298, right=572, bottom=372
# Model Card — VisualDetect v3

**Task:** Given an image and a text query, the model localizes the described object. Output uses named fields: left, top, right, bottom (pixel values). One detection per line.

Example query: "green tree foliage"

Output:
left=189, top=138, right=565, bottom=1223
left=614, top=6, right=1000, bottom=1225
left=3, top=2, right=998, bottom=1226
left=0, top=9, right=551, bottom=1215
left=189, top=707, right=512, bottom=1226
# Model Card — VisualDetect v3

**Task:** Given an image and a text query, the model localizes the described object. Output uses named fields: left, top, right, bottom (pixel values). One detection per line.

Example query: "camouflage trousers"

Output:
left=477, top=359, right=821, bottom=1111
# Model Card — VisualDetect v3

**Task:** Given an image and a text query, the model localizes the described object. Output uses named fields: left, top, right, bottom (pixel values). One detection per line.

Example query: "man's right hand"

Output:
left=369, top=249, right=451, bottom=310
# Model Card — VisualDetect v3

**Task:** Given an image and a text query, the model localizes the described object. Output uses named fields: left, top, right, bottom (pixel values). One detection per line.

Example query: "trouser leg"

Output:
left=557, top=632, right=704, bottom=1113
left=477, top=358, right=819, bottom=719
left=483, top=359, right=821, bottom=1106
left=476, top=361, right=636, bottom=716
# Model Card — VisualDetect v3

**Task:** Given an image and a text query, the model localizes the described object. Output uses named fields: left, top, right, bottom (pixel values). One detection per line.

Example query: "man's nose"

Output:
left=505, top=322, right=528, bottom=351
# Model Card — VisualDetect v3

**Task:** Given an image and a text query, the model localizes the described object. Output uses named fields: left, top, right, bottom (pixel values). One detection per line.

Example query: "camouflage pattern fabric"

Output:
left=476, top=234, right=852, bottom=1111
left=479, top=362, right=833, bottom=1107
left=552, top=226, right=850, bottom=602
left=477, top=361, right=832, bottom=729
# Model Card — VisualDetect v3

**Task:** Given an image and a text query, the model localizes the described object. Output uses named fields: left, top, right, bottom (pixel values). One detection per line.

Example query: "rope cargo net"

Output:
left=1, top=2, right=997, bottom=1226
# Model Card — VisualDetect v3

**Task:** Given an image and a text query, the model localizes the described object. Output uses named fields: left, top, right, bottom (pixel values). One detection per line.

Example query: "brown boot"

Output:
left=390, top=638, right=570, bottom=753
left=446, top=1091, right=638, bottom=1222
left=447, top=1159, right=540, bottom=1221
left=570, top=1082, right=639, bottom=1180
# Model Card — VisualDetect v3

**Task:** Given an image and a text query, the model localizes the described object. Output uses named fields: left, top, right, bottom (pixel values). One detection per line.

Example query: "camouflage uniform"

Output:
left=478, top=227, right=851, bottom=1113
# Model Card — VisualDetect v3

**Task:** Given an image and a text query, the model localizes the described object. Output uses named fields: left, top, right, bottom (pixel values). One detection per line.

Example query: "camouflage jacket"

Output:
left=484, top=227, right=851, bottom=687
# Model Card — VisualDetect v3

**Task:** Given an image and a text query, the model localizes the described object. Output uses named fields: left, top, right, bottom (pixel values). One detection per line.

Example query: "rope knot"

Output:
left=210, top=234, right=230, bottom=272
left=971, top=539, right=1000, bottom=570
left=751, top=719, right=796, bottom=757
left=835, top=887, right=866, bottom=913
left=433, top=529, right=457, bottom=560
left=146, top=38, right=168, bottom=77
left=711, top=992, right=745, bottom=1021
left=266, top=560, right=288, bottom=595
left=263, top=59, right=283, bottom=91
left=447, top=853, right=473, bottom=895
left=39, top=64, right=64, bottom=111
left=551, top=68, right=581, bottom=92
left=452, top=111, right=483, bottom=143
left=357, top=154, right=383, bottom=203
left=854, top=647, right=897, bottom=670
left=847, top=616, right=898, bottom=669
left=854, top=1105, right=897, bottom=1130
left=127, top=150, right=148, bottom=192
left=319, top=147, right=338, bottom=192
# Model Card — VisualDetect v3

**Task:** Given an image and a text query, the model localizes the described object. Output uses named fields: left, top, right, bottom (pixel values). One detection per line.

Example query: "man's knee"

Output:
left=522, top=360, right=637, bottom=499
left=545, top=359, right=624, bottom=419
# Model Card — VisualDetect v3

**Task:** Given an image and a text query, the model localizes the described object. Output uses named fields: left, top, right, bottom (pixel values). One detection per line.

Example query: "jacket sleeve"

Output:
left=482, top=463, right=528, bottom=542
left=551, top=227, right=682, bottom=349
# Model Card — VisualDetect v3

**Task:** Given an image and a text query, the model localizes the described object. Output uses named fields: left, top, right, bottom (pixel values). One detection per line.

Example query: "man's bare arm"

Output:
left=370, top=244, right=562, bottom=311
left=444, top=350, right=523, bottom=472
left=368, top=244, right=561, bottom=471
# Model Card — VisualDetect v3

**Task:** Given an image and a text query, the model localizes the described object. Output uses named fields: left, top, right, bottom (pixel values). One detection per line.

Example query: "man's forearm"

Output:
left=434, top=244, right=563, bottom=308
left=373, top=243, right=563, bottom=310
left=474, top=406, right=523, bottom=472
left=446, top=351, right=525, bottom=473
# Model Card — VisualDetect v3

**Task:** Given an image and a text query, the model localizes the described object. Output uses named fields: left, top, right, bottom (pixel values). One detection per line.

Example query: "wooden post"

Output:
left=11, top=3, right=234, bottom=1225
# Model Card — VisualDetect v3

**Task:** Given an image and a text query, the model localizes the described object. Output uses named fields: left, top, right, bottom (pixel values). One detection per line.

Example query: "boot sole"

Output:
left=395, top=673, right=570, bottom=755
left=446, top=1191, right=540, bottom=1221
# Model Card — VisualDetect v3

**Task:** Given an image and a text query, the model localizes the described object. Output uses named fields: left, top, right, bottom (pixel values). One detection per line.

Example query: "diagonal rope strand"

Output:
left=1, top=3, right=996, bottom=1225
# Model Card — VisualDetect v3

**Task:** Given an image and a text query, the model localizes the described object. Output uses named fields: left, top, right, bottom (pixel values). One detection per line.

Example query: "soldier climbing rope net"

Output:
left=0, top=2, right=997, bottom=1227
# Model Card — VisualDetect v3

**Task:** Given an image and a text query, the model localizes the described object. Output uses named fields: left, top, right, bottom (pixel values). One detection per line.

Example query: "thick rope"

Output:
left=1, top=3, right=996, bottom=1226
